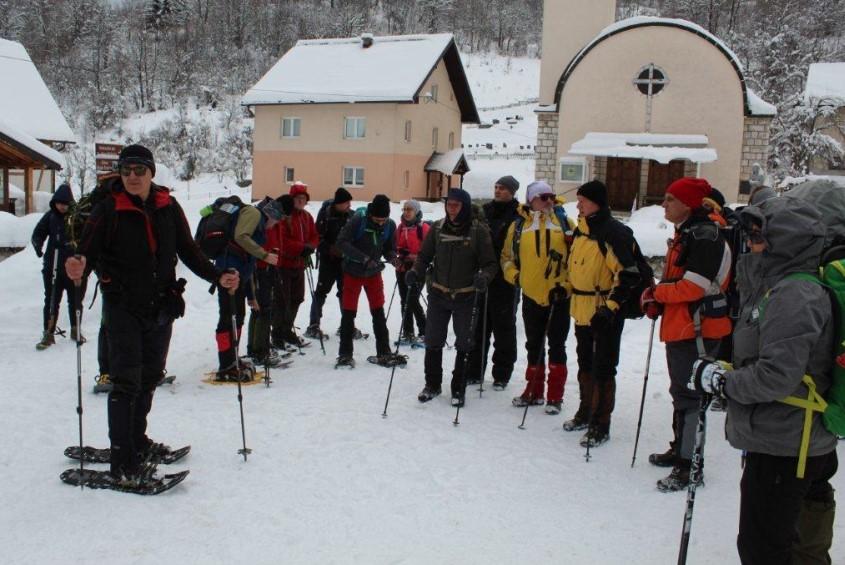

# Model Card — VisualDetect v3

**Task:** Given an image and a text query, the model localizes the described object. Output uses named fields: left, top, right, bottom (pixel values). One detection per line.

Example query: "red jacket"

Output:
left=275, top=209, right=318, bottom=269
left=394, top=220, right=430, bottom=273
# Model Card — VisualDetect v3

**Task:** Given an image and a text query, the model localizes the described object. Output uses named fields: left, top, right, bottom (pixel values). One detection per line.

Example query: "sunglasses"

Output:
left=538, top=194, right=555, bottom=202
left=119, top=165, right=148, bottom=177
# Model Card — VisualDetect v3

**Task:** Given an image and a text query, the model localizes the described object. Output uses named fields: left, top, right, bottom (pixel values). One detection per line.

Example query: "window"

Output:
left=633, top=64, right=669, bottom=96
left=284, top=167, right=295, bottom=183
left=448, top=131, right=454, bottom=150
left=404, top=120, right=412, bottom=142
left=281, top=117, right=301, bottom=138
left=430, top=84, right=439, bottom=102
left=432, top=127, right=439, bottom=150
left=404, top=170, right=410, bottom=188
left=559, top=158, right=586, bottom=183
left=344, top=117, right=366, bottom=139
left=343, top=166, right=365, bottom=187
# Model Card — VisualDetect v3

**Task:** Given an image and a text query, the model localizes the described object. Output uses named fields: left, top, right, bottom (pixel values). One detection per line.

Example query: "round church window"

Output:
left=634, top=64, right=669, bottom=96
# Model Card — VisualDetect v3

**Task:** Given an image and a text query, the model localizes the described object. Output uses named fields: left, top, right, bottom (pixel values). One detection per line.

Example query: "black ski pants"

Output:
left=573, top=316, right=624, bottom=430
left=247, top=268, right=275, bottom=359
left=42, top=267, right=86, bottom=332
left=522, top=295, right=570, bottom=366
left=738, top=450, right=838, bottom=564
left=466, top=281, right=518, bottom=385
left=273, top=267, right=305, bottom=342
left=216, top=280, right=246, bottom=371
left=397, top=273, right=425, bottom=337
left=104, top=296, right=172, bottom=475
left=423, top=290, right=477, bottom=395
left=309, top=257, right=343, bottom=327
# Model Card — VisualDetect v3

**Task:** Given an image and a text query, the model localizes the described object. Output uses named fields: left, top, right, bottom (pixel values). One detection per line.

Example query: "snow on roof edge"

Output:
left=747, top=88, right=777, bottom=116
left=0, top=117, right=66, bottom=169
left=804, top=62, right=845, bottom=105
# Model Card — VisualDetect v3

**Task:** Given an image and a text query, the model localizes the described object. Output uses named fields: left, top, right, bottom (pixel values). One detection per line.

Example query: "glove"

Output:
left=590, top=305, right=616, bottom=332
left=390, top=256, right=403, bottom=269
left=548, top=286, right=568, bottom=304
left=300, top=245, right=314, bottom=258
left=365, top=258, right=383, bottom=272
left=640, top=287, right=663, bottom=320
left=405, top=269, right=420, bottom=288
left=473, top=272, right=489, bottom=292
left=689, top=359, right=730, bottom=398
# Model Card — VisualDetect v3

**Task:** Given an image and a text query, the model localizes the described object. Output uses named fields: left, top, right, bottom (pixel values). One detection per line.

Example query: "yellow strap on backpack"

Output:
left=780, top=374, right=828, bottom=478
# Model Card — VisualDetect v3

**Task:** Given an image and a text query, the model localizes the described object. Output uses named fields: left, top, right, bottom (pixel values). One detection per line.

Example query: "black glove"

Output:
left=405, top=269, right=420, bottom=288
left=590, top=306, right=616, bottom=332
left=548, top=286, right=568, bottom=304
left=300, top=245, right=314, bottom=258
left=473, top=272, right=488, bottom=292
left=365, top=258, right=383, bottom=272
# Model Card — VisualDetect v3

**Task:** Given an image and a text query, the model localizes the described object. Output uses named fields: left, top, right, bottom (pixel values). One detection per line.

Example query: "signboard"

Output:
left=95, top=142, right=123, bottom=179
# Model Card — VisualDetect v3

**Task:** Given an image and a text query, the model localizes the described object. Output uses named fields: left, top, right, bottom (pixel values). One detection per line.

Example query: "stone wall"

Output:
left=535, top=112, right=559, bottom=183
left=740, top=116, right=772, bottom=182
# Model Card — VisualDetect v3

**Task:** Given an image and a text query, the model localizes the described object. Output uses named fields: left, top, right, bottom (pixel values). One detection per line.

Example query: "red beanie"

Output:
left=290, top=181, right=309, bottom=201
left=666, top=177, right=712, bottom=210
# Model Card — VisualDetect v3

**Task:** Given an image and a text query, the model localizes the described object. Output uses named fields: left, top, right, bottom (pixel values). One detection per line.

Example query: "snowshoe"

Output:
left=492, top=381, right=508, bottom=391
left=544, top=401, right=562, bottom=415
left=410, top=339, right=426, bottom=350
left=304, top=325, right=330, bottom=340
left=450, top=393, right=465, bottom=408
left=35, top=332, right=55, bottom=351
left=562, top=414, right=589, bottom=432
left=648, top=448, right=677, bottom=468
left=656, top=463, right=702, bottom=493
left=335, top=356, right=355, bottom=369
left=418, top=386, right=441, bottom=403
left=60, top=466, right=189, bottom=495
left=338, top=327, right=369, bottom=340
left=367, top=353, right=408, bottom=368
left=215, top=365, right=255, bottom=383
left=65, top=444, right=190, bottom=465
left=512, top=394, right=544, bottom=407
left=579, top=427, right=610, bottom=448
left=285, top=334, right=311, bottom=348
left=252, top=350, right=288, bottom=369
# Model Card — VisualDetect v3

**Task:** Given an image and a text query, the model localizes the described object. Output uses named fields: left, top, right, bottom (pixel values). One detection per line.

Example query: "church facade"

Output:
left=535, top=1, right=775, bottom=209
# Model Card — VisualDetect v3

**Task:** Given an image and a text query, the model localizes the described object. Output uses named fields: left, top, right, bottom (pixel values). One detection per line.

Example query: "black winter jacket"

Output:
left=316, top=199, right=354, bottom=260
left=338, top=213, right=397, bottom=278
left=31, top=184, right=75, bottom=271
left=481, top=199, right=518, bottom=287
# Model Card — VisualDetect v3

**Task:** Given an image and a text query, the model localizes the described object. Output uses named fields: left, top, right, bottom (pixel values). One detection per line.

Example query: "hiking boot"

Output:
left=562, top=413, right=589, bottom=432
left=304, top=325, right=329, bottom=340
left=215, top=366, right=253, bottom=383
left=418, top=386, right=442, bottom=403
left=579, top=426, right=610, bottom=448
left=492, top=381, right=508, bottom=391
left=369, top=353, right=408, bottom=367
left=253, top=350, right=285, bottom=368
left=35, top=332, right=55, bottom=350
left=335, top=355, right=355, bottom=369
left=451, top=392, right=465, bottom=408
left=512, top=394, right=544, bottom=407
left=544, top=401, right=562, bottom=415
left=657, top=461, right=702, bottom=493
left=285, top=334, right=309, bottom=348
left=648, top=447, right=677, bottom=468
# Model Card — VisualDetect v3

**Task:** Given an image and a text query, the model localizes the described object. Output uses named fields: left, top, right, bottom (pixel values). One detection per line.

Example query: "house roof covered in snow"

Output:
left=424, top=149, right=470, bottom=176
left=0, top=117, right=66, bottom=170
left=242, top=33, right=479, bottom=123
left=0, top=38, right=75, bottom=143
left=553, top=17, right=775, bottom=117
left=568, top=132, right=718, bottom=164
left=805, top=63, right=845, bottom=104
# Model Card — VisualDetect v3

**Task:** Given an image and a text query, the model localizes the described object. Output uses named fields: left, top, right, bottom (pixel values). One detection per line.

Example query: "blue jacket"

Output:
left=31, top=184, right=74, bottom=272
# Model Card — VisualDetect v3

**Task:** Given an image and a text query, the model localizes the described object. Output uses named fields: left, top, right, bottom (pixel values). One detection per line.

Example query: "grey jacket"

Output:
left=725, top=196, right=838, bottom=457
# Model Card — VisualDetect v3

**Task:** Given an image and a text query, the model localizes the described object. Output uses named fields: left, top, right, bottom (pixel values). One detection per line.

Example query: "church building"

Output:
left=535, top=1, right=776, bottom=209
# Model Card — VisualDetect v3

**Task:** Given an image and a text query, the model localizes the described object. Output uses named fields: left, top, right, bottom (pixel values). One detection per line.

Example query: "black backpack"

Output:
left=194, top=195, right=244, bottom=259
left=593, top=226, right=655, bottom=320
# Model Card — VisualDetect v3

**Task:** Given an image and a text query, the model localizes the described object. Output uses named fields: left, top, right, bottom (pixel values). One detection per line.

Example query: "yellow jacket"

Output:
left=566, top=212, right=630, bottom=326
left=501, top=202, right=574, bottom=307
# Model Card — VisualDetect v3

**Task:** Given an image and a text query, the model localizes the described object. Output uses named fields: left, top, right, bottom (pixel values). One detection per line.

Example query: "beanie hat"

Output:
left=276, top=194, right=295, bottom=216
left=403, top=199, right=422, bottom=216
left=495, top=175, right=520, bottom=195
left=576, top=180, right=608, bottom=209
left=118, top=144, right=156, bottom=176
left=52, top=183, right=74, bottom=205
left=333, top=187, right=353, bottom=205
left=290, top=181, right=309, bottom=200
left=666, top=177, right=712, bottom=210
left=526, top=180, right=554, bottom=203
left=367, top=194, right=391, bottom=218
left=257, top=196, right=283, bottom=221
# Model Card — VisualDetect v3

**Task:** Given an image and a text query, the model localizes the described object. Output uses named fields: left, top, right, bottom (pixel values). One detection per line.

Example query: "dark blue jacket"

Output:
left=31, top=184, right=74, bottom=272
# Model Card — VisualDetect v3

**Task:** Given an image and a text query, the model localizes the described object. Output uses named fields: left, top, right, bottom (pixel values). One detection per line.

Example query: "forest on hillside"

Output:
left=1, top=0, right=843, bottom=185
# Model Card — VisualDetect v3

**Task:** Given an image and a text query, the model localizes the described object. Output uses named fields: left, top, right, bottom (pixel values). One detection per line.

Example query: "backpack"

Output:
left=511, top=205, right=571, bottom=271
left=194, top=195, right=244, bottom=259
left=65, top=176, right=114, bottom=251
left=593, top=226, right=655, bottom=320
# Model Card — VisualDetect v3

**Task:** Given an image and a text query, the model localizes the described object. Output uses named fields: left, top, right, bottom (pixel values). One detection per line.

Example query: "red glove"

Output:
left=640, top=286, right=662, bottom=320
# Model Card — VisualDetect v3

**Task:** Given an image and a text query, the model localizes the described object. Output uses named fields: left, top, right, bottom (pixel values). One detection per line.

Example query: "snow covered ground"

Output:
left=1, top=183, right=843, bottom=565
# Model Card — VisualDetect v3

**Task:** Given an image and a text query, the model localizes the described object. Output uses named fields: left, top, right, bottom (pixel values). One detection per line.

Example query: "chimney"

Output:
left=361, top=33, right=374, bottom=48
left=538, top=0, right=616, bottom=106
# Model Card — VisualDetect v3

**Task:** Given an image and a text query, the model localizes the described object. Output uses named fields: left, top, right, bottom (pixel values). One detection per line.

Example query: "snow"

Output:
left=0, top=211, right=41, bottom=247
left=569, top=132, right=718, bottom=165
left=0, top=117, right=67, bottom=170
left=241, top=34, right=456, bottom=105
left=747, top=88, right=777, bottom=116
left=0, top=38, right=75, bottom=143
left=805, top=63, right=845, bottom=104
left=2, top=175, right=845, bottom=564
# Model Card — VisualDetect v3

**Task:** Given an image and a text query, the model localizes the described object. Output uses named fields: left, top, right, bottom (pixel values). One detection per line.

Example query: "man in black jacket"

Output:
left=306, top=187, right=354, bottom=340
left=66, top=145, right=239, bottom=484
left=407, top=188, right=498, bottom=407
left=466, top=175, right=520, bottom=390
left=32, top=183, right=86, bottom=349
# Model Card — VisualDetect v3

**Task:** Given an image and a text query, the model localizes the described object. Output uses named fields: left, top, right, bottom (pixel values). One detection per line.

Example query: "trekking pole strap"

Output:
left=780, top=374, right=828, bottom=479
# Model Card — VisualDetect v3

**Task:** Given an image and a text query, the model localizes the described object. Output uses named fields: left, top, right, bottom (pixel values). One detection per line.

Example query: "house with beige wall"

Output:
left=243, top=33, right=479, bottom=203
left=535, top=0, right=776, bottom=209
left=805, top=62, right=845, bottom=175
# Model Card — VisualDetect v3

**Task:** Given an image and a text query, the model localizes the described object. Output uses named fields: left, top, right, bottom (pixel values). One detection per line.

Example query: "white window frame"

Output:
left=432, top=127, right=439, bottom=150
left=281, top=117, right=301, bottom=138
left=404, top=120, right=412, bottom=142
left=559, top=156, right=587, bottom=183
left=448, top=131, right=455, bottom=150
left=430, top=84, right=439, bottom=102
left=284, top=166, right=295, bottom=183
left=343, top=166, right=365, bottom=187
left=344, top=117, right=366, bottom=139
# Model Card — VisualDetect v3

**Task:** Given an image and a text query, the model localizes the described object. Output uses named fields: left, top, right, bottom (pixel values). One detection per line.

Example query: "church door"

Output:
left=646, top=160, right=686, bottom=205
left=605, top=157, right=641, bottom=210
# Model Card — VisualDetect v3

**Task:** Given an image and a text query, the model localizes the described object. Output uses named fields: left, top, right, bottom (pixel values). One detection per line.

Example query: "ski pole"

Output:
left=677, top=393, right=712, bottom=565
left=454, top=287, right=482, bottom=427
left=478, top=290, right=489, bottom=398
left=519, top=301, right=556, bottom=430
left=305, top=265, right=325, bottom=355
left=382, top=284, right=418, bottom=419
left=227, top=276, right=252, bottom=461
left=631, top=318, right=657, bottom=467
left=73, top=275, right=84, bottom=488
left=385, top=277, right=399, bottom=321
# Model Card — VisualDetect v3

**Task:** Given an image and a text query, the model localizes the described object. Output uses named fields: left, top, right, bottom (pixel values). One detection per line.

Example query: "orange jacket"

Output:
left=654, top=214, right=732, bottom=343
